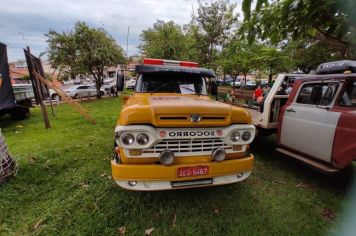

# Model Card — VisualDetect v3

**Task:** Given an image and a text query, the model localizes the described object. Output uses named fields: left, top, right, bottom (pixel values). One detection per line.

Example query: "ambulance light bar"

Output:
left=143, top=58, right=199, bottom=68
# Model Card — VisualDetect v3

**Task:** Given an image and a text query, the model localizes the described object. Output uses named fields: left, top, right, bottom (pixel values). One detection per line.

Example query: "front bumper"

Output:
left=111, top=154, right=254, bottom=191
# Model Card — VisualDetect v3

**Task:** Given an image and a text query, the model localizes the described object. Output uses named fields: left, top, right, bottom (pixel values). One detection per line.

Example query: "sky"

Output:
left=0, top=0, right=243, bottom=62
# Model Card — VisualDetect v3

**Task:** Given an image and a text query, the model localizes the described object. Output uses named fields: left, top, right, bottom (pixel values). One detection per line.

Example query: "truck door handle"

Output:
left=286, top=108, right=296, bottom=113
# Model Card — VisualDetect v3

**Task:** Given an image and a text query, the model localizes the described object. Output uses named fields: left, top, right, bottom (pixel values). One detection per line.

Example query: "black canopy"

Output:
left=316, top=60, right=356, bottom=74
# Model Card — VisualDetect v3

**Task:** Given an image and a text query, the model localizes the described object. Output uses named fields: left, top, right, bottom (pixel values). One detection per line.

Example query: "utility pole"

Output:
left=126, top=26, right=129, bottom=57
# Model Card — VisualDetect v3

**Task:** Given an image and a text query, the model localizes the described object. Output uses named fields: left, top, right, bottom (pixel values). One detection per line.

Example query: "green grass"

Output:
left=0, top=97, right=354, bottom=235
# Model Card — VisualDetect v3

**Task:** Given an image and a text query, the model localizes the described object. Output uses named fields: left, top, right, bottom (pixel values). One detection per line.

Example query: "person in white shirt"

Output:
left=285, top=83, right=293, bottom=94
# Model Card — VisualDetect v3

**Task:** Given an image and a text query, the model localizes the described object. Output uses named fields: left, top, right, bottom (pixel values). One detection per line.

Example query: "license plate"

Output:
left=177, top=166, right=209, bottom=178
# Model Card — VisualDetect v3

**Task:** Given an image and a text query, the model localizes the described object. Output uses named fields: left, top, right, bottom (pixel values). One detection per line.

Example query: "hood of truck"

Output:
left=119, top=93, right=251, bottom=127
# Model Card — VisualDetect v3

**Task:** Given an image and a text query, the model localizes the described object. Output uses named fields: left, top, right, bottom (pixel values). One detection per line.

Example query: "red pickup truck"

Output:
left=236, top=60, right=356, bottom=173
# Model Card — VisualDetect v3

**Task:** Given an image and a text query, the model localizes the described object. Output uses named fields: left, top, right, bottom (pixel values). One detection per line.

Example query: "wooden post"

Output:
left=27, top=46, right=51, bottom=129
left=33, top=72, right=96, bottom=125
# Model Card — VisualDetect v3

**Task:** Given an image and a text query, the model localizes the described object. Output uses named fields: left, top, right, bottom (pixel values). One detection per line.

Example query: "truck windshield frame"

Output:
left=135, top=72, right=208, bottom=95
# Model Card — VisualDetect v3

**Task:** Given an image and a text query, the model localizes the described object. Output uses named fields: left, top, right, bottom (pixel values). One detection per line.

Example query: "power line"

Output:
left=4, top=45, right=24, bottom=53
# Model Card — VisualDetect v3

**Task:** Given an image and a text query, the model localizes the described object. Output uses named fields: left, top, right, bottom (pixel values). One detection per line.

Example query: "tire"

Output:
left=10, top=106, right=30, bottom=120
left=51, top=94, right=61, bottom=101
left=74, top=94, right=79, bottom=99
left=100, top=91, right=104, bottom=96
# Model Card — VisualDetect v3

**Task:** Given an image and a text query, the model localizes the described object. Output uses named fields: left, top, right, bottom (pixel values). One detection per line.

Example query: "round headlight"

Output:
left=242, top=131, right=251, bottom=141
left=121, top=133, right=135, bottom=145
left=230, top=131, right=240, bottom=142
left=212, top=148, right=226, bottom=162
left=159, top=150, right=174, bottom=166
left=137, top=133, right=149, bottom=145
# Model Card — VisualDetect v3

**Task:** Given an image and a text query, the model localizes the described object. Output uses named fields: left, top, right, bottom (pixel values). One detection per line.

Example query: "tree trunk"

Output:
left=268, top=74, right=272, bottom=85
left=242, top=72, right=247, bottom=93
left=96, top=73, right=102, bottom=99
left=208, top=42, right=213, bottom=65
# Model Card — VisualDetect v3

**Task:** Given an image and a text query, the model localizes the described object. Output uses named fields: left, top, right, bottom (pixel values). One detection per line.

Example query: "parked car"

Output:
left=235, top=60, right=356, bottom=173
left=246, top=80, right=256, bottom=89
left=101, top=84, right=111, bottom=94
left=230, top=79, right=241, bottom=87
left=125, top=78, right=136, bottom=89
left=63, top=85, right=105, bottom=98
left=259, top=79, right=269, bottom=86
left=216, top=78, right=224, bottom=86
left=49, top=89, right=61, bottom=101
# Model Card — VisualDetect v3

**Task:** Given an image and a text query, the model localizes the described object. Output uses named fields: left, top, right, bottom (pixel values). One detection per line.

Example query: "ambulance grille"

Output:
left=142, top=138, right=232, bottom=154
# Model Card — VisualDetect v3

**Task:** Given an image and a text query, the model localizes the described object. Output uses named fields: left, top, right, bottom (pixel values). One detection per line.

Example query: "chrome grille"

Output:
left=142, top=138, right=232, bottom=154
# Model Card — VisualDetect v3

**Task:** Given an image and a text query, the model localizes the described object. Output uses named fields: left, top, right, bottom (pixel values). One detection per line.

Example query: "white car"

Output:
left=63, top=85, right=105, bottom=99
left=246, top=80, right=256, bottom=89
left=230, top=79, right=241, bottom=87
left=125, top=78, right=136, bottom=90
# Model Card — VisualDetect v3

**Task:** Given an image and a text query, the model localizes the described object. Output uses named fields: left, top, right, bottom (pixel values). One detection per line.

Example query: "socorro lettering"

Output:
left=168, top=130, right=215, bottom=137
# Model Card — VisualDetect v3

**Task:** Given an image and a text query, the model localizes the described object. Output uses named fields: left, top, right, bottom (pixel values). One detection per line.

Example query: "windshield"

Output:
left=135, top=72, right=208, bottom=95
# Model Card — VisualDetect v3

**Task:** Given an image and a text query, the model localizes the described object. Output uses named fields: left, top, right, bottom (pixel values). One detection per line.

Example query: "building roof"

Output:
left=9, top=67, right=28, bottom=79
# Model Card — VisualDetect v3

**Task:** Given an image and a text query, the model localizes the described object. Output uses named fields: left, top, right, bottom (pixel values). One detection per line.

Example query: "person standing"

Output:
left=253, top=85, right=263, bottom=101
left=285, top=83, right=293, bottom=94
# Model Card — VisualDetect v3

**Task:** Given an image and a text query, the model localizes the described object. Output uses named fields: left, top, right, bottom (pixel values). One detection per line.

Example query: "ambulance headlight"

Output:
left=121, top=133, right=135, bottom=145
left=136, top=133, right=149, bottom=145
left=241, top=131, right=252, bottom=141
left=230, top=131, right=241, bottom=142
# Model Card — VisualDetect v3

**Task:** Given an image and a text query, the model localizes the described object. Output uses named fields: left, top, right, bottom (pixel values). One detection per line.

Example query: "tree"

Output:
left=46, top=21, right=126, bottom=98
left=254, top=46, right=290, bottom=83
left=139, top=20, right=189, bottom=60
left=190, top=0, right=238, bottom=67
left=219, top=39, right=259, bottom=86
left=283, top=39, right=344, bottom=73
left=46, top=30, right=82, bottom=81
left=183, top=23, right=210, bottom=65
left=241, top=0, right=356, bottom=58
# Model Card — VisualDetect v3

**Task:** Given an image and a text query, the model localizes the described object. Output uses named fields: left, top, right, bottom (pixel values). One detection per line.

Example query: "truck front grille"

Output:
left=142, top=138, right=233, bottom=155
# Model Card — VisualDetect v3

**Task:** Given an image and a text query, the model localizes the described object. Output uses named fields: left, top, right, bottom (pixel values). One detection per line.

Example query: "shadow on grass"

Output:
left=0, top=114, right=17, bottom=129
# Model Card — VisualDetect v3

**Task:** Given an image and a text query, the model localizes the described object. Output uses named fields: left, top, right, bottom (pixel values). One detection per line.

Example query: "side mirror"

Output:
left=211, top=80, right=218, bottom=96
left=116, top=73, right=124, bottom=92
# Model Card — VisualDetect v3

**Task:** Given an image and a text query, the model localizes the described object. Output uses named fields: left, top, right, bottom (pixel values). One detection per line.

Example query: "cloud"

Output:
left=0, top=0, right=242, bottom=61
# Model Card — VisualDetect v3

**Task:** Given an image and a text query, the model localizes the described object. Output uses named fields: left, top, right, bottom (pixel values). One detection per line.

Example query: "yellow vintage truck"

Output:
left=112, top=58, right=256, bottom=190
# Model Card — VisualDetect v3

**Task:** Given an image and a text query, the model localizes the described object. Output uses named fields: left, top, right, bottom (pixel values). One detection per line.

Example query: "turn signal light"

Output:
left=129, top=149, right=142, bottom=156
left=233, top=145, right=243, bottom=151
